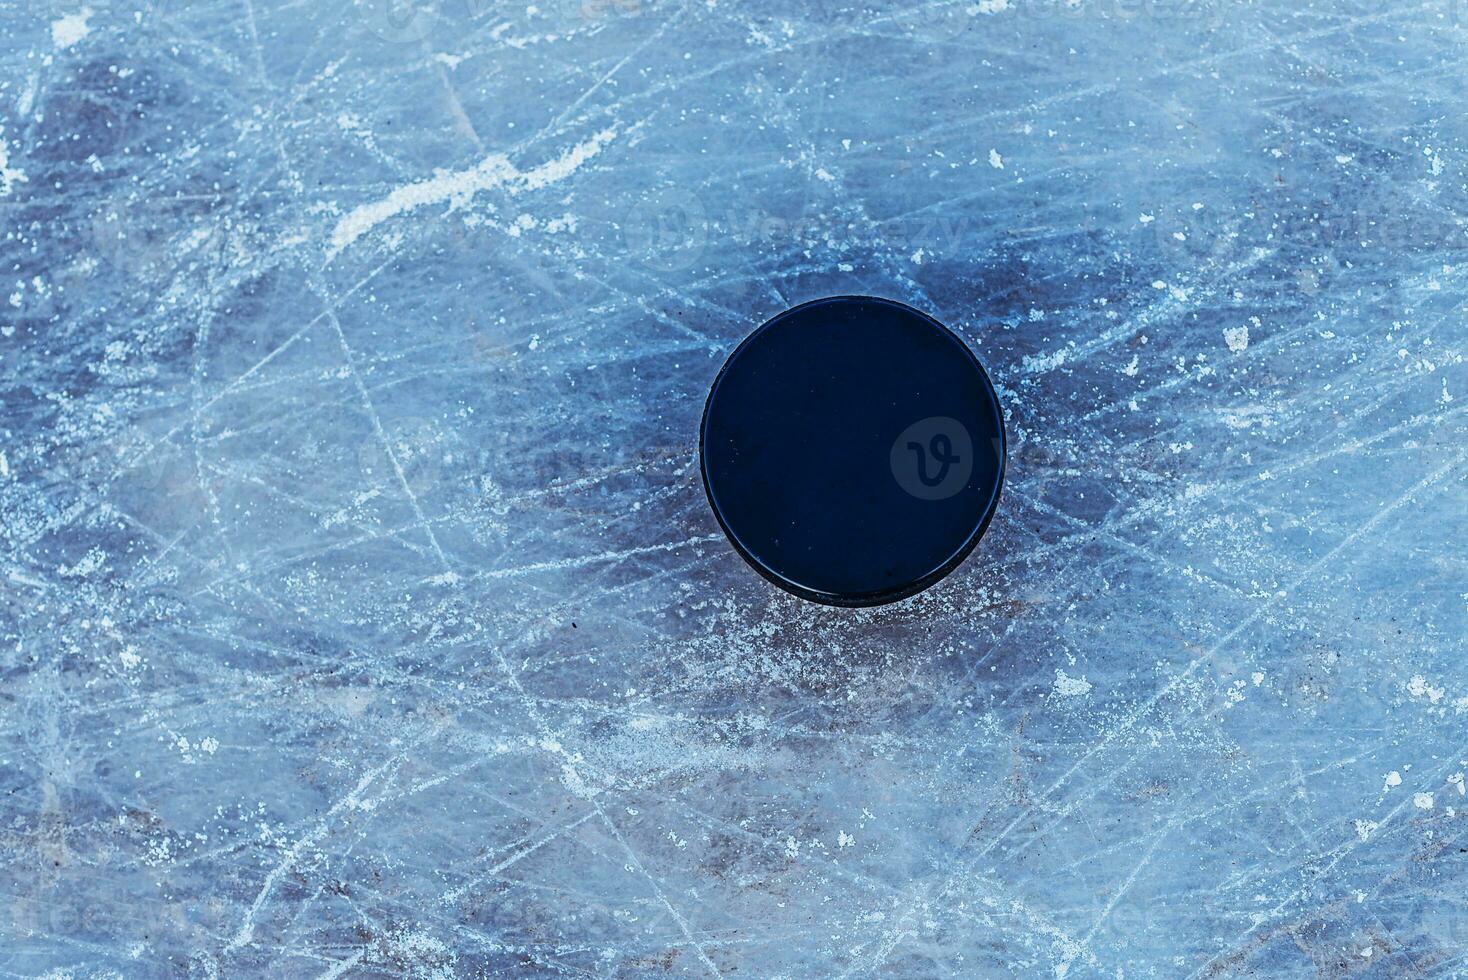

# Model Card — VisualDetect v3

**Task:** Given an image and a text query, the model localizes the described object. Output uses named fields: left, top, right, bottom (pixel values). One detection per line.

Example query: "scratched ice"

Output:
left=1, top=0, right=1466, bottom=975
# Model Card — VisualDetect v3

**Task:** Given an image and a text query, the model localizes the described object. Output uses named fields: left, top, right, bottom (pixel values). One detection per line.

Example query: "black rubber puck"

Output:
left=699, top=295, right=1006, bottom=607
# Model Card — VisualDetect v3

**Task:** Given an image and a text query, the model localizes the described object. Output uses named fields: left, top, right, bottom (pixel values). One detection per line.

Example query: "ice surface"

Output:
left=1, top=0, right=1466, bottom=975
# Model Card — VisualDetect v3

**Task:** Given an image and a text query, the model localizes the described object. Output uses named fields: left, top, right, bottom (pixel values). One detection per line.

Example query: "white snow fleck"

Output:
left=52, top=7, right=92, bottom=48
left=59, top=548, right=106, bottom=578
left=1053, top=670, right=1093, bottom=697
left=328, top=127, right=618, bottom=258
left=1022, top=347, right=1068, bottom=374
left=0, top=135, right=26, bottom=197
left=1407, top=675, right=1445, bottom=704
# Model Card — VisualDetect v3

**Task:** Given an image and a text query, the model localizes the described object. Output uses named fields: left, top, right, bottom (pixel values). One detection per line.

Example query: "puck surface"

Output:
left=700, top=295, right=1006, bottom=606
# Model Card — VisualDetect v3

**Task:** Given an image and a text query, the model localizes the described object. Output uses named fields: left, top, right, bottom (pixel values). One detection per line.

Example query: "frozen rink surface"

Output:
left=1, top=0, right=1466, bottom=976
